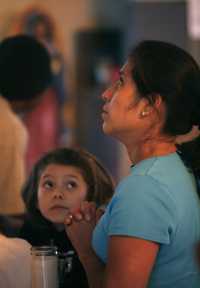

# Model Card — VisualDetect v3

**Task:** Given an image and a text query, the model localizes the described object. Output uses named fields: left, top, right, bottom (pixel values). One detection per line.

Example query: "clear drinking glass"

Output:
left=31, top=246, right=59, bottom=288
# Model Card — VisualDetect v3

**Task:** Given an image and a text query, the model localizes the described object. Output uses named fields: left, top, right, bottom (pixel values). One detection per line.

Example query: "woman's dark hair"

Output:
left=0, top=35, right=52, bottom=101
left=129, top=40, right=200, bottom=175
left=22, top=147, right=114, bottom=225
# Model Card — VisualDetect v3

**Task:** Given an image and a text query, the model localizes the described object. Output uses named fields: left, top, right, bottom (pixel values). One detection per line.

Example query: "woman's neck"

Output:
left=127, top=136, right=177, bottom=165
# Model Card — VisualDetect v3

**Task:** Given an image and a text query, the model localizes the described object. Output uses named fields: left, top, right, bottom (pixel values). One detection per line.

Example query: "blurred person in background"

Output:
left=19, top=7, right=69, bottom=174
left=0, top=35, right=51, bottom=215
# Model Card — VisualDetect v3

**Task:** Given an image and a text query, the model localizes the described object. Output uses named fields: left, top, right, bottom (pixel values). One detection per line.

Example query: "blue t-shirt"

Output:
left=92, top=153, right=200, bottom=287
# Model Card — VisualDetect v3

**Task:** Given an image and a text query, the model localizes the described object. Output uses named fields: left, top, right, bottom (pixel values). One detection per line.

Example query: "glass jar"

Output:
left=31, top=246, right=59, bottom=288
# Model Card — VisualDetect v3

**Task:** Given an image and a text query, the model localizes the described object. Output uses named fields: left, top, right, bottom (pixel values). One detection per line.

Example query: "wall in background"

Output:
left=125, top=1, right=187, bottom=54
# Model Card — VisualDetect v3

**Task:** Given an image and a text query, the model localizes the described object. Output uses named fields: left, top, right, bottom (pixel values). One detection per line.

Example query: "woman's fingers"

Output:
left=64, top=201, right=97, bottom=226
left=80, top=201, right=96, bottom=221
left=64, top=213, right=73, bottom=226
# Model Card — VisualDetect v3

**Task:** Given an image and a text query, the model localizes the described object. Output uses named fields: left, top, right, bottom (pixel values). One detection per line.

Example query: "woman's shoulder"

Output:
left=117, top=153, right=186, bottom=193
left=112, top=157, right=178, bottom=210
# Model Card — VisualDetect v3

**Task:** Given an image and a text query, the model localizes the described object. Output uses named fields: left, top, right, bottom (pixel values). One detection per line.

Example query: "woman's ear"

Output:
left=139, top=94, right=163, bottom=118
left=152, top=94, right=163, bottom=110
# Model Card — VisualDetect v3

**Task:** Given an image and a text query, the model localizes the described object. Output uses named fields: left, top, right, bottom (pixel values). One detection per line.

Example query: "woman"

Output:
left=64, top=41, right=200, bottom=287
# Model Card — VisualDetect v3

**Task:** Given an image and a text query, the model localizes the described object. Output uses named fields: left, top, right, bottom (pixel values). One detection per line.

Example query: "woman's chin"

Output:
left=102, top=123, right=112, bottom=135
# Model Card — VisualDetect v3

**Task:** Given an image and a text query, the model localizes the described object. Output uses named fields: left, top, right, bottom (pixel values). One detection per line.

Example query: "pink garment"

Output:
left=24, top=87, right=60, bottom=174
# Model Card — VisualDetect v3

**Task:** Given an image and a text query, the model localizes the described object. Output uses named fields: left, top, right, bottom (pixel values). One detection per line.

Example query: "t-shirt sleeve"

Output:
left=107, top=175, right=177, bottom=244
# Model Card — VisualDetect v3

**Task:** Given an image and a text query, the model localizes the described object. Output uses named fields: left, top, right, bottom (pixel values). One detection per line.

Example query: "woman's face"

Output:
left=37, top=164, right=88, bottom=224
left=102, top=61, right=149, bottom=143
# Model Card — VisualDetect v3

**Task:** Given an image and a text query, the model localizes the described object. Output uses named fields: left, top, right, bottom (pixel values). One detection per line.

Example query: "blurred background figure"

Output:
left=17, top=7, right=69, bottom=174
left=0, top=35, right=51, bottom=215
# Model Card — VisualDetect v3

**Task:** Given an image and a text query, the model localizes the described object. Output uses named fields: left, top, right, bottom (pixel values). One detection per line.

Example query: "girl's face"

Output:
left=37, top=164, right=88, bottom=224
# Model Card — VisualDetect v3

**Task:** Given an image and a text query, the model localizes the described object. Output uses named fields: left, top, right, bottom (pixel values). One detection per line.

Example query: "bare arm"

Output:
left=65, top=202, right=105, bottom=288
left=78, top=247, right=105, bottom=288
left=65, top=202, right=159, bottom=288
left=105, top=236, right=159, bottom=288
left=73, top=234, right=158, bottom=288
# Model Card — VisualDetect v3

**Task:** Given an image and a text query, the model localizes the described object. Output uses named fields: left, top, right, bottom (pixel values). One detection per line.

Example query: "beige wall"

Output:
left=0, top=0, right=32, bottom=37
left=0, top=0, right=95, bottom=88
left=33, top=0, right=94, bottom=67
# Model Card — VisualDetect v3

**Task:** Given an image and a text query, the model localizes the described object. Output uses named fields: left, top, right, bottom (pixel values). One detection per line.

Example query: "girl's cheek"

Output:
left=67, top=190, right=88, bottom=213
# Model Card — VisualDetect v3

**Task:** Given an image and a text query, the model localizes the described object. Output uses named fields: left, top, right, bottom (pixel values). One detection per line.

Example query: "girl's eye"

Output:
left=43, top=180, right=54, bottom=189
left=66, top=181, right=78, bottom=190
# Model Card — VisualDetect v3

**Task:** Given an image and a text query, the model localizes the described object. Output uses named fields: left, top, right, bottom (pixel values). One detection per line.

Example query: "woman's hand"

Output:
left=64, top=201, right=97, bottom=259
left=64, top=201, right=107, bottom=288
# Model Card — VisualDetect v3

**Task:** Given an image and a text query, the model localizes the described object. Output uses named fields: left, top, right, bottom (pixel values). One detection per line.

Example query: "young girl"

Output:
left=19, top=147, right=114, bottom=288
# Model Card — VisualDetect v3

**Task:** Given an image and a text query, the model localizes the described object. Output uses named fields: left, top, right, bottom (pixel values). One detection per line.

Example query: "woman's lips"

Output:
left=102, top=110, right=108, bottom=120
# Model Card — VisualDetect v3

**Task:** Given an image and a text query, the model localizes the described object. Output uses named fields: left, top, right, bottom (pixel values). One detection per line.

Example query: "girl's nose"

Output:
left=53, top=189, right=64, bottom=199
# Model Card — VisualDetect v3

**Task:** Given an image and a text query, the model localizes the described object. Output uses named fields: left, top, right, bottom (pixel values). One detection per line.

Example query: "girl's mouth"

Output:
left=50, top=205, right=68, bottom=210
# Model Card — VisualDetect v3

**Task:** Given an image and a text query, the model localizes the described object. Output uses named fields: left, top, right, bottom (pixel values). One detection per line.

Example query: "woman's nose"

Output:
left=102, top=86, right=113, bottom=102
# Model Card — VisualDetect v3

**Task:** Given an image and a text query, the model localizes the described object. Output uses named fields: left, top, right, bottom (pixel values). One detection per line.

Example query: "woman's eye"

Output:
left=118, top=76, right=124, bottom=86
left=114, top=77, right=124, bottom=89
